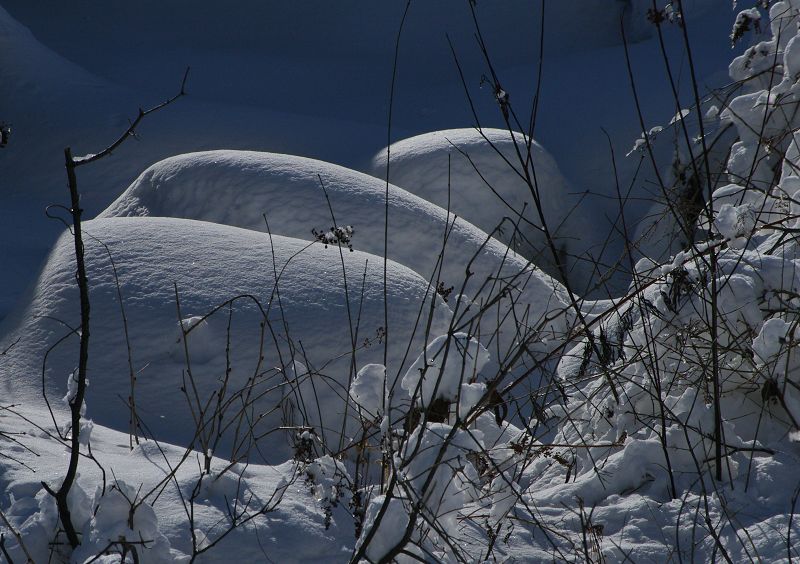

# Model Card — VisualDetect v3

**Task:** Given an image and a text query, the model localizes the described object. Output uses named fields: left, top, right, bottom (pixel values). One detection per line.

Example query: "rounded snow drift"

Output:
left=0, top=217, right=453, bottom=463
left=370, top=128, right=596, bottom=291
left=99, top=150, right=575, bottom=351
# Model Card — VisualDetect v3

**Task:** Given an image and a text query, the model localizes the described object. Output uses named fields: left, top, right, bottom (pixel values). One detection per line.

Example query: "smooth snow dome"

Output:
left=0, top=217, right=452, bottom=462
left=0, top=4, right=383, bottom=318
left=99, top=150, right=575, bottom=346
left=371, top=129, right=597, bottom=291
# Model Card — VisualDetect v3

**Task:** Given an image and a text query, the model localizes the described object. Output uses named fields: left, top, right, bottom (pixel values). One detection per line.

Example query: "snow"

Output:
left=537, top=23, right=800, bottom=543
left=71, top=481, right=174, bottom=564
left=0, top=0, right=734, bottom=315
left=0, top=4, right=386, bottom=319
left=99, top=150, right=556, bottom=299
left=349, top=364, right=387, bottom=420
left=97, top=150, right=577, bottom=360
left=392, top=422, right=483, bottom=554
left=7, top=0, right=800, bottom=562
left=713, top=202, right=755, bottom=246
left=2, top=409, right=355, bottom=562
left=0, top=217, right=453, bottom=462
left=370, top=128, right=598, bottom=290
left=400, top=333, right=489, bottom=410
left=356, top=495, right=409, bottom=562
left=457, top=382, right=486, bottom=417
left=752, top=317, right=793, bottom=364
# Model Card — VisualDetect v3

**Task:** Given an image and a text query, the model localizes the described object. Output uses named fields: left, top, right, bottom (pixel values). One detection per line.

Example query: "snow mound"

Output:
left=0, top=4, right=387, bottom=320
left=0, top=217, right=452, bottom=462
left=370, top=128, right=597, bottom=290
left=99, top=150, right=576, bottom=353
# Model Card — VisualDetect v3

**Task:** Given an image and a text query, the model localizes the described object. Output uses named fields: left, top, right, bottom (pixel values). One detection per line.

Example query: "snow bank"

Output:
left=371, top=128, right=597, bottom=290
left=0, top=217, right=452, bottom=462
left=400, top=333, right=489, bottom=410
left=99, top=150, right=576, bottom=355
left=0, top=4, right=108, bottom=102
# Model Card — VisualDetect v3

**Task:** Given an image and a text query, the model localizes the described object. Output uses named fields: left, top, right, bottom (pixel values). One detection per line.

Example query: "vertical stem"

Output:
left=711, top=253, right=722, bottom=481
left=55, top=147, right=90, bottom=548
left=42, top=74, right=187, bottom=552
left=674, top=0, right=723, bottom=482
left=380, top=0, right=412, bottom=494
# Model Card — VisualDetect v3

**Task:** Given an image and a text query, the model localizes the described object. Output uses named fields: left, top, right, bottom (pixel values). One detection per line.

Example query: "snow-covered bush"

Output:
left=349, top=3, right=800, bottom=560
left=71, top=481, right=174, bottom=564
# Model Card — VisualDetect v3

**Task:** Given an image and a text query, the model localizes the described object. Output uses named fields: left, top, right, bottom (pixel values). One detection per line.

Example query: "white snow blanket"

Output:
left=100, top=150, right=577, bottom=353
left=0, top=217, right=452, bottom=462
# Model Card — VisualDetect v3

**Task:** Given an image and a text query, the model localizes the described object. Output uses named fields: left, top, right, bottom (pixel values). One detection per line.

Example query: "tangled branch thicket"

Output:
left=347, top=2, right=800, bottom=560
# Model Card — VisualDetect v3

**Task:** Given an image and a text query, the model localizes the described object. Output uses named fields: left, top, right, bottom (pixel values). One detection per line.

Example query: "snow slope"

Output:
left=0, top=5, right=384, bottom=319
left=0, top=1, right=733, bottom=317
